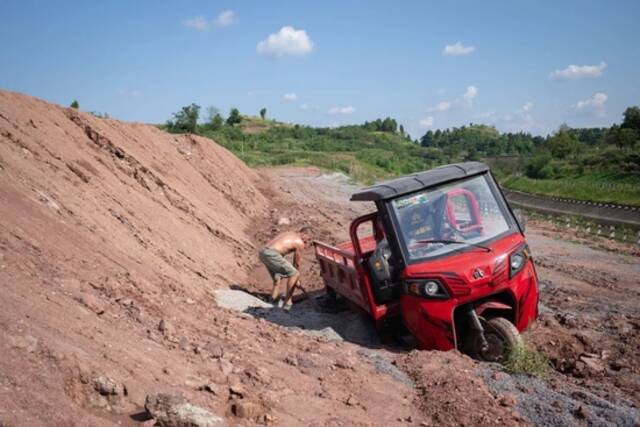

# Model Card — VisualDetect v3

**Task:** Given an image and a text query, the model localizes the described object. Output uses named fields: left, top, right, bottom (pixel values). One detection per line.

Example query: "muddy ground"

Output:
left=244, top=167, right=640, bottom=426
left=1, top=92, right=639, bottom=426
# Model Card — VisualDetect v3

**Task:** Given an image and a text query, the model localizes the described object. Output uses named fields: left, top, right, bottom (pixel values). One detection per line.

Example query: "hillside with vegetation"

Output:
left=162, top=104, right=640, bottom=206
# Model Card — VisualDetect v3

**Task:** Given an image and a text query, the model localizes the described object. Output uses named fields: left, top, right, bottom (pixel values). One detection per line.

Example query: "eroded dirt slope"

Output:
left=0, top=90, right=272, bottom=424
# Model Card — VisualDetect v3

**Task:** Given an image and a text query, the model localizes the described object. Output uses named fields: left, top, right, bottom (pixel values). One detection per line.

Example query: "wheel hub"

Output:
left=479, top=333, right=505, bottom=362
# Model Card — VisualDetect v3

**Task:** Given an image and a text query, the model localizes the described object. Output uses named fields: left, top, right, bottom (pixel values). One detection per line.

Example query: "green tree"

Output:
left=260, top=108, right=267, bottom=120
left=209, top=114, right=224, bottom=131
left=70, top=100, right=79, bottom=109
left=205, top=106, right=220, bottom=123
left=166, top=103, right=200, bottom=133
left=227, top=108, right=242, bottom=126
left=622, top=106, right=640, bottom=131
left=381, top=117, right=398, bottom=133
left=606, top=125, right=638, bottom=148
left=545, top=128, right=578, bottom=159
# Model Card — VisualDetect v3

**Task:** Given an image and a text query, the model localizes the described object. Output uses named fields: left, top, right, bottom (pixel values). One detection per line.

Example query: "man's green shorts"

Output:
left=259, top=247, right=298, bottom=282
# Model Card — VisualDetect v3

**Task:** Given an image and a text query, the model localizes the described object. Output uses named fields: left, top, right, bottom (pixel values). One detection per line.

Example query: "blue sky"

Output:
left=1, top=1, right=639, bottom=137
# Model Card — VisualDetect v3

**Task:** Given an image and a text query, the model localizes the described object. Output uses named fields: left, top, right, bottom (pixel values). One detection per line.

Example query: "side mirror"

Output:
left=513, top=209, right=526, bottom=233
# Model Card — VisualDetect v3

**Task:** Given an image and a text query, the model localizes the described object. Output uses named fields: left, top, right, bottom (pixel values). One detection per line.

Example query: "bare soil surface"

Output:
left=1, top=91, right=639, bottom=426
left=244, top=167, right=640, bottom=426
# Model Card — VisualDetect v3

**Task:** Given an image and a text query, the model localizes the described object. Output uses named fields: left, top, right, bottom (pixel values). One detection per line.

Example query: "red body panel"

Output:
left=400, top=232, right=538, bottom=350
left=314, top=215, right=539, bottom=351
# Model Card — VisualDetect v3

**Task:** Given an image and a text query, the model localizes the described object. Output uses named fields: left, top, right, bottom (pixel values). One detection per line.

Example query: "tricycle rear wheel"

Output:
left=471, top=317, right=522, bottom=363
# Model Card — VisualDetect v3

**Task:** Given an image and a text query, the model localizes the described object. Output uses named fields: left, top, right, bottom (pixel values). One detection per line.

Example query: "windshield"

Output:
left=389, top=174, right=515, bottom=262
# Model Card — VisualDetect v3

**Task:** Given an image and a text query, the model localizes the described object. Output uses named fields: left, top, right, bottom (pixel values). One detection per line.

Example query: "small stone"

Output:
left=277, top=217, right=290, bottom=226
left=264, top=413, right=275, bottom=423
left=145, top=393, right=224, bottom=427
left=229, top=381, right=245, bottom=398
left=491, top=371, right=510, bottom=382
left=574, top=405, right=590, bottom=420
left=284, top=355, right=298, bottom=367
left=232, top=400, right=262, bottom=419
left=76, top=293, right=107, bottom=315
left=498, top=394, right=517, bottom=407
left=334, top=357, right=355, bottom=370
left=579, top=355, right=604, bottom=373
left=179, top=337, right=191, bottom=352
left=184, top=375, right=205, bottom=389
left=345, top=395, right=358, bottom=406
left=158, top=319, right=174, bottom=336
left=92, top=376, right=127, bottom=396
left=204, top=341, right=224, bottom=359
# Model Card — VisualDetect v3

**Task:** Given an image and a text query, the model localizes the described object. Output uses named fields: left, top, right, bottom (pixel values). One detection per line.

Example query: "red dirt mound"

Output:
left=0, top=91, right=270, bottom=424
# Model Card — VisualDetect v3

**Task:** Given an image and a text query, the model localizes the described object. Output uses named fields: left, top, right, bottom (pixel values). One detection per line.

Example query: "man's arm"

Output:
left=293, top=239, right=304, bottom=268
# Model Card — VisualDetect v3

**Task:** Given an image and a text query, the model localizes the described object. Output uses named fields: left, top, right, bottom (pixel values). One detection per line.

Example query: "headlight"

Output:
left=404, top=279, right=449, bottom=299
left=424, top=280, right=440, bottom=296
left=510, top=253, right=524, bottom=271
left=509, top=245, right=530, bottom=278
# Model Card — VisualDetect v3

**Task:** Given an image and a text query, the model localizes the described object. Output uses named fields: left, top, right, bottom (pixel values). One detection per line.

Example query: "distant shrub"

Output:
left=525, top=152, right=553, bottom=179
left=166, top=103, right=200, bottom=134
left=227, top=108, right=241, bottom=126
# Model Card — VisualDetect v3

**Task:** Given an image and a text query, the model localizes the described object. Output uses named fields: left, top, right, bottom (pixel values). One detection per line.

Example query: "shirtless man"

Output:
left=258, top=226, right=313, bottom=310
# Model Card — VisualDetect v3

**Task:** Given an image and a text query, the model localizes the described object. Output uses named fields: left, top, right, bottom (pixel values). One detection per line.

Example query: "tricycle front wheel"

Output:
left=471, top=317, right=523, bottom=363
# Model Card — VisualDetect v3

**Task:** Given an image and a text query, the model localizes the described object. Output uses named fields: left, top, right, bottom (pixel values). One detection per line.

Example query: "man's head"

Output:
left=299, top=225, right=313, bottom=243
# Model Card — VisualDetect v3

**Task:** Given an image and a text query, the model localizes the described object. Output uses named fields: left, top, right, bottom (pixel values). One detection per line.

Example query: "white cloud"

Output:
left=428, top=101, right=451, bottom=112
left=118, top=89, right=143, bottom=97
left=461, top=85, right=478, bottom=107
left=183, top=16, right=209, bottom=31
left=522, top=101, right=534, bottom=112
left=550, top=62, right=607, bottom=80
left=215, top=10, right=236, bottom=27
left=257, top=26, right=314, bottom=57
left=328, top=106, right=355, bottom=115
left=283, top=93, right=298, bottom=101
left=574, top=92, right=608, bottom=116
left=419, top=116, right=434, bottom=128
left=463, top=85, right=478, bottom=100
left=300, top=104, right=319, bottom=111
left=442, top=41, right=475, bottom=56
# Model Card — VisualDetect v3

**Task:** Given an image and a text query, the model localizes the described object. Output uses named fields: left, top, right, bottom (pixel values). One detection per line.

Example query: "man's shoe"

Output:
left=283, top=302, right=293, bottom=311
left=277, top=299, right=285, bottom=308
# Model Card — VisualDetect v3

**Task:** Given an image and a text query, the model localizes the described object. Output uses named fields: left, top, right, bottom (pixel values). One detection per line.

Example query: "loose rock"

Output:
left=145, top=393, right=224, bottom=427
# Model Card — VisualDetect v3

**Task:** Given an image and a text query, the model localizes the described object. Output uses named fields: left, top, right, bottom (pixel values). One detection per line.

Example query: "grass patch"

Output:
left=500, top=173, right=640, bottom=207
left=503, top=345, right=550, bottom=377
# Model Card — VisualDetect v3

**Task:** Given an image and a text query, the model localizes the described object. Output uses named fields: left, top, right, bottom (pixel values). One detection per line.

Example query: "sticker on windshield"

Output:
left=394, top=194, right=429, bottom=209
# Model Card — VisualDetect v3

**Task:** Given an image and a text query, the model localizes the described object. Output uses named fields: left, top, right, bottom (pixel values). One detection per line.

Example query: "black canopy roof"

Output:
left=350, top=162, right=490, bottom=202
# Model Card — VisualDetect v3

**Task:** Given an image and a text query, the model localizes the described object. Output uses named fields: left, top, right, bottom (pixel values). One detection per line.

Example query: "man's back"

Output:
left=266, top=231, right=304, bottom=255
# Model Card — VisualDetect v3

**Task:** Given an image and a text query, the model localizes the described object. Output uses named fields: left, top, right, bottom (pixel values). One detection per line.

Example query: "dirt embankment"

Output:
left=0, top=90, right=272, bottom=424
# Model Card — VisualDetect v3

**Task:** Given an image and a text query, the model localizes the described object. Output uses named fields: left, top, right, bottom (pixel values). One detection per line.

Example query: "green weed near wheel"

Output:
left=503, top=344, right=551, bottom=377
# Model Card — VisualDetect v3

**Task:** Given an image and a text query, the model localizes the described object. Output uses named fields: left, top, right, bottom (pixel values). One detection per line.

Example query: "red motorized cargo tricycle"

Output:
left=314, top=162, right=539, bottom=361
